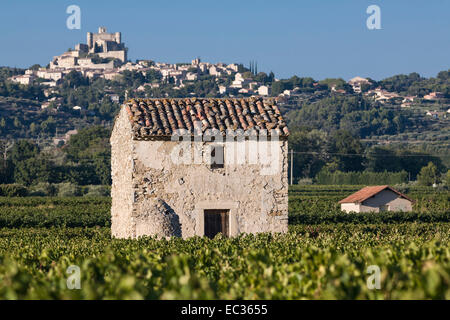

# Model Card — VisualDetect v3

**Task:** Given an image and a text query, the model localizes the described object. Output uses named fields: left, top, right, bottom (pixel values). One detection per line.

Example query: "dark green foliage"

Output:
left=0, top=197, right=110, bottom=228
left=379, top=71, right=450, bottom=97
left=0, top=159, right=13, bottom=184
left=325, top=130, right=364, bottom=172
left=271, top=76, right=316, bottom=95
left=289, top=209, right=450, bottom=225
left=3, top=126, right=111, bottom=186
left=417, top=162, right=440, bottom=186
left=286, top=95, right=420, bottom=138
left=64, top=126, right=111, bottom=185
left=364, top=147, right=445, bottom=178
left=0, top=184, right=28, bottom=197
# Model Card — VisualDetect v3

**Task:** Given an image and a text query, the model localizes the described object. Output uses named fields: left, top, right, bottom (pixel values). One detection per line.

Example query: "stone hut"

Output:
left=339, top=185, right=414, bottom=213
left=110, top=97, right=289, bottom=239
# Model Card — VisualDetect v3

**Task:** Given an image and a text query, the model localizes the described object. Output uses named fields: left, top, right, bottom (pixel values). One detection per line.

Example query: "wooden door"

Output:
left=204, top=209, right=229, bottom=239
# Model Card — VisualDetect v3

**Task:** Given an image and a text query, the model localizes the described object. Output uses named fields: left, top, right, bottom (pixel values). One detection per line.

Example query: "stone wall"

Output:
left=130, top=139, right=288, bottom=238
left=98, top=51, right=127, bottom=63
left=110, top=107, right=135, bottom=238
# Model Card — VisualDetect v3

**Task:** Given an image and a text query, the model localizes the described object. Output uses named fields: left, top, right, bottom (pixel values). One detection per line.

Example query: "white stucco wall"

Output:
left=340, top=203, right=360, bottom=213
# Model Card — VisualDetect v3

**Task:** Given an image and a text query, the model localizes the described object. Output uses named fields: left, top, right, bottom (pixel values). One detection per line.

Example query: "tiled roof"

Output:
left=338, top=185, right=413, bottom=204
left=123, top=97, right=289, bottom=139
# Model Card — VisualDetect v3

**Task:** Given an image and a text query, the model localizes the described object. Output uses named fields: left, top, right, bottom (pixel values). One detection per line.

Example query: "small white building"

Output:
left=219, top=85, right=227, bottom=94
left=258, top=85, right=270, bottom=96
left=348, top=76, right=371, bottom=93
left=339, top=185, right=413, bottom=213
left=10, top=74, right=35, bottom=85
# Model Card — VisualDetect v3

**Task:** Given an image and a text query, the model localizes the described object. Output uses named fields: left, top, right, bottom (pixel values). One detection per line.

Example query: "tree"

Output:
left=30, top=122, right=38, bottom=135
left=13, top=156, right=53, bottom=185
left=417, top=162, right=439, bottom=186
left=64, top=126, right=111, bottom=185
left=63, top=70, right=89, bottom=88
left=13, top=117, right=22, bottom=129
left=0, top=158, right=13, bottom=183
left=254, top=72, right=269, bottom=84
left=271, top=81, right=286, bottom=95
left=242, top=71, right=254, bottom=80
left=288, top=129, right=327, bottom=179
left=9, top=140, right=39, bottom=163
left=443, top=170, right=450, bottom=188
left=29, top=64, right=41, bottom=71
left=145, top=70, right=162, bottom=83
left=40, top=116, right=56, bottom=135
left=319, top=78, right=349, bottom=91
left=326, top=130, right=364, bottom=172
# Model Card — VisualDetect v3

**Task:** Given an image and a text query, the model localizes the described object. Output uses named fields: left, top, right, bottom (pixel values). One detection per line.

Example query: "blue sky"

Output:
left=0, top=0, right=449, bottom=80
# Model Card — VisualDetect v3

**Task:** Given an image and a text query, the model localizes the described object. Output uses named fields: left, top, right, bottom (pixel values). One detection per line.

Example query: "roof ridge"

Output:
left=125, top=97, right=265, bottom=103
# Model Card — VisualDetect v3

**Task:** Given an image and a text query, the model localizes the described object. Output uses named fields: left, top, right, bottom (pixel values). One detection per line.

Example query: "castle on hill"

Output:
left=49, top=27, right=127, bottom=71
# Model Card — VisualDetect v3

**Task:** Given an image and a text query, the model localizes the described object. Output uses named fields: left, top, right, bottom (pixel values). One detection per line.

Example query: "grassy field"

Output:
left=0, top=186, right=448, bottom=299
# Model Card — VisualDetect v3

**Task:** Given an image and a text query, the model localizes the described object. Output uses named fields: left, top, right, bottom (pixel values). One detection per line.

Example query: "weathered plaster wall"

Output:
left=110, top=107, right=135, bottom=238
left=129, top=139, right=288, bottom=238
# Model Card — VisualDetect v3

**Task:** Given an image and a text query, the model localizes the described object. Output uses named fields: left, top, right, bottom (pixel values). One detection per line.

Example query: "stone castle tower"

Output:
left=85, top=27, right=127, bottom=63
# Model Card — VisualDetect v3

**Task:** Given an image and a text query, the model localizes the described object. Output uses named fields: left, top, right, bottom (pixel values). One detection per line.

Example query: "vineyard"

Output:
left=0, top=185, right=448, bottom=299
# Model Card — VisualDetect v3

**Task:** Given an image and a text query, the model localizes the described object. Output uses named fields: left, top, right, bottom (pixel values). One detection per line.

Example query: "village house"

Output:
left=218, top=85, right=227, bottom=95
left=258, top=85, right=270, bottom=96
left=230, top=73, right=252, bottom=89
left=367, top=88, right=400, bottom=103
left=348, top=76, right=371, bottom=93
left=110, top=97, right=289, bottom=239
left=401, top=96, right=416, bottom=108
left=339, top=185, right=414, bottom=213
left=423, top=92, right=445, bottom=100
left=10, top=74, right=35, bottom=85
left=425, top=110, right=443, bottom=119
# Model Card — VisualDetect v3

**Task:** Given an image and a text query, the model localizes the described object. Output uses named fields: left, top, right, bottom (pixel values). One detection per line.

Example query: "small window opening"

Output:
left=210, top=145, right=224, bottom=169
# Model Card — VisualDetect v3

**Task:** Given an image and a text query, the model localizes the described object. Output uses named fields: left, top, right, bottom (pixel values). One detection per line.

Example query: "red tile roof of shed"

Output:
left=338, top=185, right=414, bottom=204
left=123, top=97, right=289, bottom=139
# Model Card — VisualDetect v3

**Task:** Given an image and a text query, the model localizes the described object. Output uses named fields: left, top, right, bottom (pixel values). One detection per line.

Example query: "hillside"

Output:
left=0, top=67, right=449, bottom=184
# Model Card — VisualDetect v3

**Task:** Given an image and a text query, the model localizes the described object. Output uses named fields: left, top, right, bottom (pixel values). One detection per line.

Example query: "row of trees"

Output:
left=315, top=170, right=408, bottom=185
left=288, top=129, right=446, bottom=181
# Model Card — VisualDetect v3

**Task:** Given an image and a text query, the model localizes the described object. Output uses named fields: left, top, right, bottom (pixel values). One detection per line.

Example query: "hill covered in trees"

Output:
left=0, top=66, right=448, bottom=185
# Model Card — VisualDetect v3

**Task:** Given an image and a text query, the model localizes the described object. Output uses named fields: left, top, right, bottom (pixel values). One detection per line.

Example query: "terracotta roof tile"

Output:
left=124, top=97, right=289, bottom=139
left=338, top=185, right=414, bottom=204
